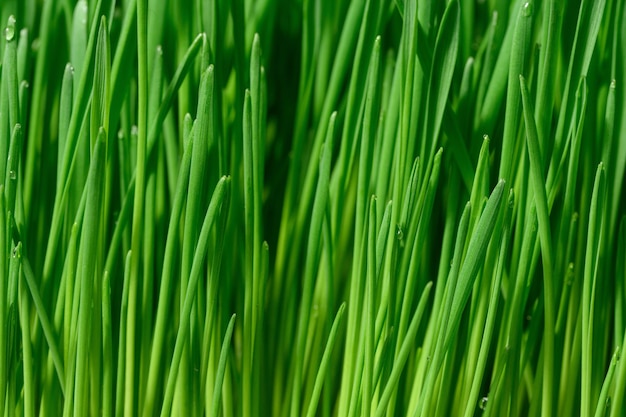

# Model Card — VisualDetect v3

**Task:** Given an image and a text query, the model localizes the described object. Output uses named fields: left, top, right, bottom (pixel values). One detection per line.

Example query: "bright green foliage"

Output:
left=0, top=0, right=625, bottom=416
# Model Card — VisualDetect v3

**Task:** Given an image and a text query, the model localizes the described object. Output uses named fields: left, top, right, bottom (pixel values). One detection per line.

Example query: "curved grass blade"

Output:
left=125, top=0, right=149, bottom=412
left=142, top=120, right=195, bottom=417
left=18, top=247, right=35, bottom=417
left=90, top=16, right=110, bottom=152
left=445, top=180, right=506, bottom=355
left=115, top=251, right=133, bottom=417
left=594, top=347, right=619, bottom=417
left=74, top=131, right=106, bottom=416
left=0, top=184, right=5, bottom=416
left=102, top=272, right=113, bottom=417
left=498, top=1, right=533, bottom=184
left=290, top=111, right=335, bottom=416
left=19, top=246, right=66, bottom=396
left=520, top=75, right=556, bottom=417
left=422, top=0, right=459, bottom=166
left=551, top=0, right=607, bottom=175
left=0, top=15, right=18, bottom=180
left=210, top=314, right=237, bottom=417
left=159, top=176, right=230, bottom=417
left=363, top=196, right=377, bottom=417
left=582, top=163, right=606, bottom=416
left=462, top=211, right=511, bottom=417
left=305, top=303, right=346, bottom=417
left=374, top=282, right=433, bottom=417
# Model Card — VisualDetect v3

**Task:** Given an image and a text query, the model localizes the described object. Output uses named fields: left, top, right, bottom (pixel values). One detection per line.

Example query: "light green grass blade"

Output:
left=0, top=183, right=6, bottom=417
left=594, top=347, right=618, bottom=417
left=551, top=0, right=607, bottom=175
left=159, top=176, right=230, bottom=417
left=582, top=163, right=606, bottom=417
left=0, top=15, right=17, bottom=184
left=210, top=314, right=237, bottom=417
left=422, top=0, right=459, bottom=167
left=17, top=247, right=35, bottom=417
left=520, top=75, right=556, bottom=417
left=126, top=0, right=149, bottom=412
left=142, top=116, right=195, bottom=417
left=305, top=303, right=346, bottom=417
left=375, top=282, right=433, bottom=417
left=291, top=111, right=335, bottom=416
left=115, top=250, right=132, bottom=417
left=498, top=1, right=533, bottom=184
left=463, top=200, right=512, bottom=417
left=102, top=272, right=113, bottom=417
left=363, top=196, right=377, bottom=417
left=90, top=16, right=110, bottom=152
left=74, top=131, right=106, bottom=416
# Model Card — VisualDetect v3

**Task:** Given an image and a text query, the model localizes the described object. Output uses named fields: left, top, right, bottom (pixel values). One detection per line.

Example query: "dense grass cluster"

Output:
left=0, top=0, right=625, bottom=416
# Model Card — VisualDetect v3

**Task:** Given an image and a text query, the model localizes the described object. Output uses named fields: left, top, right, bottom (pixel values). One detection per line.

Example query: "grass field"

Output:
left=0, top=0, right=625, bottom=416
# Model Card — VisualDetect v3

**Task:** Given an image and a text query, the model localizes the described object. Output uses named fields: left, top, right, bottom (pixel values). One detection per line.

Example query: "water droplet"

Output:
left=396, top=225, right=404, bottom=241
left=479, top=397, right=488, bottom=410
left=5, top=16, right=16, bottom=41
left=522, top=2, right=533, bottom=17
left=5, top=27, right=14, bottom=41
left=9, top=170, right=16, bottom=180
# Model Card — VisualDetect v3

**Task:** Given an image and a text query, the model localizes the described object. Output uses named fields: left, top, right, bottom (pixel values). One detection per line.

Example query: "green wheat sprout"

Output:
left=0, top=0, right=625, bottom=416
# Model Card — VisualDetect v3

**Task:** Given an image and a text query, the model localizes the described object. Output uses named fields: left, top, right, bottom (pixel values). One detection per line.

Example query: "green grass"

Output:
left=0, top=0, right=625, bottom=416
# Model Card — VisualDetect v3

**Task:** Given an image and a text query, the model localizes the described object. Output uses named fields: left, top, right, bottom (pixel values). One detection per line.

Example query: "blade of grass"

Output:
left=421, top=0, right=459, bottom=169
left=363, top=196, right=377, bottom=417
left=159, top=175, right=230, bottom=417
left=498, top=1, right=532, bottom=184
left=305, top=303, right=346, bottom=417
left=463, top=200, right=512, bottom=417
left=126, top=0, right=149, bottom=412
left=550, top=0, right=607, bottom=181
left=176, top=64, right=216, bottom=415
left=142, top=116, right=195, bottom=417
left=582, top=163, right=606, bottom=417
left=210, top=314, right=237, bottom=417
left=115, top=251, right=132, bottom=417
left=534, top=0, right=562, bottom=161
left=74, top=131, right=106, bottom=416
left=102, top=272, right=113, bottom=417
left=520, top=75, right=555, bottom=417
left=290, top=111, right=335, bottom=416
left=0, top=183, right=6, bottom=417
left=375, top=282, right=433, bottom=417
left=416, top=180, right=505, bottom=417
left=0, top=15, right=18, bottom=181
left=594, top=347, right=619, bottom=417
left=17, top=245, right=35, bottom=417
